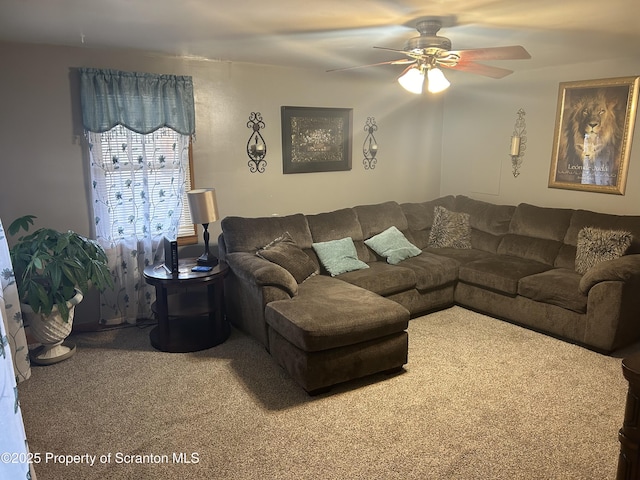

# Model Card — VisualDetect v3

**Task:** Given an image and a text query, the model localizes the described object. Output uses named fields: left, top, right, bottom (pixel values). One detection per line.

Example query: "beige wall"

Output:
left=0, top=42, right=443, bottom=247
left=440, top=56, right=640, bottom=214
left=0, top=41, right=444, bottom=324
left=3, top=40, right=639, bottom=324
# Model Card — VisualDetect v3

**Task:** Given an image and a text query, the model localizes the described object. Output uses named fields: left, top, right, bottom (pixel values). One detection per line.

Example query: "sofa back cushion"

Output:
left=354, top=201, right=412, bottom=262
left=555, top=209, right=640, bottom=269
left=354, top=201, right=409, bottom=238
left=454, top=196, right=515, bottom=253
left=221, top=213, right=313, bottom=254
left=498, top=234, right=563, bottom=265
left=508, top=203, right=574, bottom=241
left=306, top=208, right=371, bottom=262
left=496, top=203, right=573, bottom=265
left=564, top=210, right=640, bottom=252
left=400, top=196, right=456, bottom=249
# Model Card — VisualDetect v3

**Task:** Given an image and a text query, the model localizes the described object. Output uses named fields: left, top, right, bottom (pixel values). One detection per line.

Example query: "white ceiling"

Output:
left=1, top=0, right=639, bottom=80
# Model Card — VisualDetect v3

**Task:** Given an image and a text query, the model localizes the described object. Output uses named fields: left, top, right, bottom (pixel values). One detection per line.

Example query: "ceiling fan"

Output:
left=328, top=18, right=531, bottom=94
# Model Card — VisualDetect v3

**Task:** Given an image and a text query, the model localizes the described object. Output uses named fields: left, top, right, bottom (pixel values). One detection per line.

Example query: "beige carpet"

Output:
left=18, top=306, right=634, bottom=479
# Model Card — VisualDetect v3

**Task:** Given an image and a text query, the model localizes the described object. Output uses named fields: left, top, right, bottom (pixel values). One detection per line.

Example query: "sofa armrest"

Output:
left=579, top=254, right=640, bottom=294
left=225, top=252, right=298, bottom=297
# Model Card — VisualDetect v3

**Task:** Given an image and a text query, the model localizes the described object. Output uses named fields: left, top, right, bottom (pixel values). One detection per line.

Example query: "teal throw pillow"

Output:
left=312, top=237, right=369, bottom=277
left=365, top=226, right=422, bottom=265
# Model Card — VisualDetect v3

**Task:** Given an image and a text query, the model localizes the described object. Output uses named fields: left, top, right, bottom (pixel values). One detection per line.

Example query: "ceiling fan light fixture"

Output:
left=397, top=66, right=424, bottom=94
left=426, top=67, right=450, bottom=93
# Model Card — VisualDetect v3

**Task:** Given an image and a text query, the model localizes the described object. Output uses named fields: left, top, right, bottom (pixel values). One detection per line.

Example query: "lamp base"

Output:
left=196, top=252, right=218, bottom=266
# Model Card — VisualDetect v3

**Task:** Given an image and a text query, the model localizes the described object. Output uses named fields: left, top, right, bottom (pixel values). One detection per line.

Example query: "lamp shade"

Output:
left=187, top=188, right=219, bottom=224
left=426, top=67, right=450, bottom=94
left=397, top=66, right=425, bottom=94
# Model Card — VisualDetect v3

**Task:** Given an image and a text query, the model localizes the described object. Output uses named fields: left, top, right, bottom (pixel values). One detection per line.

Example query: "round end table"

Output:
left=143, top=259, right=229, bottom=352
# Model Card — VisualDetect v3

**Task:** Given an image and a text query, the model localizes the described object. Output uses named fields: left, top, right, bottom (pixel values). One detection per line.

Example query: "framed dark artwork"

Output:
left=548, top=76, right=639, bottom=195
left=281, top=106, right=353, bottom=174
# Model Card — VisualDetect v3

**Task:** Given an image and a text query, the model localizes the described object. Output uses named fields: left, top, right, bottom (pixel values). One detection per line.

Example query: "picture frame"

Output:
left=281, top=106, right=353, bottom=174
left=548, top=76, right=639, bottom=195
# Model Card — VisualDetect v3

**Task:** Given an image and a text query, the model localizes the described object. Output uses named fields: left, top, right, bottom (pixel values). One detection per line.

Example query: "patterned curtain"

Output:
left=87, top=127, right=189, bottom=324
left=0, top=217, right=30, bottom=383
left=0, top=280, right=35, bottom=479
left=79, top=68, right=195, bottom=135
left=80, top=68, right=195, bottom=325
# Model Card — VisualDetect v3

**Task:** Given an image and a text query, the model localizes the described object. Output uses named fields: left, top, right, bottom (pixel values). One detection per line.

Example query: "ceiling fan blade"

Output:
left=373, top=46, right=410, bottom=54
left=449, top=45, right=531, bottom=62
left=327, top=58, right=415, bottom=73
left=372, top=46, right=424, bottom=59
left=441, top=61, right=514, bottom=79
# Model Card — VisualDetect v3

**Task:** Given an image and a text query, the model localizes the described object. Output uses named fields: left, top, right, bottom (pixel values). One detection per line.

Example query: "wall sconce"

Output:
left=363, top=117, right=378, bottom=170
left=246, top=112, right=267, bottom=173
left=509, top=108, right=527, bottom=177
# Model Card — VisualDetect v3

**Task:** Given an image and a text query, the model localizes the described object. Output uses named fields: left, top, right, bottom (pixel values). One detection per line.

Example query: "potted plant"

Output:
left=8, top=215, right=113, bottom=365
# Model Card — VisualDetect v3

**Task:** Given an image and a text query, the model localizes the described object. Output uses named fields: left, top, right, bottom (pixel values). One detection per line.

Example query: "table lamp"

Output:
left=187, top=188, right=219, bottom=266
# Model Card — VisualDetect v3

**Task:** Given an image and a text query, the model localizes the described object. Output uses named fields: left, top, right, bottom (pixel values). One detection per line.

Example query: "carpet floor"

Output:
left=18, top=306, right=634, bottom=479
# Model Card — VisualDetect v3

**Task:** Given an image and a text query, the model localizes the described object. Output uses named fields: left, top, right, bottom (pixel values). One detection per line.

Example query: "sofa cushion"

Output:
left=222, top=214, right=312, bottom=254
left=455, top=196, right=516, bottom=252
left=428, top=206, right=472, bottom=249
left=354, top=201, right=409, bottom=239
left=423, top=247, right=494, bottom=265
left=339, top=262, right=417, bottom=296
left=556, top=209, right=640, bottom=269
left=455, top=196, right=515, bottom=234
left=518, top=269, right=587, bottom=313
left=401, top=196, right=457, bottom=231
left=470, top=229, right=505, bottom=254
left=509, top=203, right=573, bottom=241
left=265, top=275, right=409, bottom=352
left=497, top=234, right=563, bottom=265
left=364, top=226, right=421, bottom=265
left=312, top=237, right=369, bottom=276
left=256, top=232, right=318, bottom=283
left=398, top=252, right=459, bottom=290
left=306, top=208, right=371, bottom=262
left=555, top=244, right=578, bottom=270
left=400, top=196, right=456, bottom=249
left=574, top=227, right=632, bottom=274
left=564, top=209, right=640, bottom=254
left=459, top=255, right=551, bottom=295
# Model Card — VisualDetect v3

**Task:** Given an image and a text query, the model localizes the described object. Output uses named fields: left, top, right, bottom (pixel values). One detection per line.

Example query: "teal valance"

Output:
left=79, top=68, right=195, bottom=135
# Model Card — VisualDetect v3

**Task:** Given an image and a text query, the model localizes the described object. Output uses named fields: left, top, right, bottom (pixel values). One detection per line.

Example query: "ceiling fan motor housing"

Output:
left=405, top=20, right=452, bottom=53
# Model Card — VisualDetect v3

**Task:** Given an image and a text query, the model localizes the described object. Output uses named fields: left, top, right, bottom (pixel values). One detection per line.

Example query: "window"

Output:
left=93, top=125, right=196, bottom=244
left=80, top=68, right=197, bottom=325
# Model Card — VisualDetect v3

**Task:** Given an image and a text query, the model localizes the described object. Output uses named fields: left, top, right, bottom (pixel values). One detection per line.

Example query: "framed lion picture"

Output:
left=548, top=76, right=639, bottom=195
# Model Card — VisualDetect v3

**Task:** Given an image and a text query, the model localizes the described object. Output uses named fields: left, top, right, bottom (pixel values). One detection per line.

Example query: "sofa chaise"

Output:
left=219, top=195, right=640, bottom=394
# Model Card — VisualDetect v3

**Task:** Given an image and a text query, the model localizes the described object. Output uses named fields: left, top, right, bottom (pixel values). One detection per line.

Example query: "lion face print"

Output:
left=555, top=87, right=626, bottom=186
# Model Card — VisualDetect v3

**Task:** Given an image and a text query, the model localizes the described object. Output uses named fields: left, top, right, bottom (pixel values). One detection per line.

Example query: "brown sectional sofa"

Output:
left=219, top=195, right=640, bottom=393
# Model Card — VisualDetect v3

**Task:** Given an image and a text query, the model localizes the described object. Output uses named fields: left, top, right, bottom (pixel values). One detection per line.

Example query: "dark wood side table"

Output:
left=143, top=259, right=229, bottom=353
left=618, top=352, right=640, bottom=479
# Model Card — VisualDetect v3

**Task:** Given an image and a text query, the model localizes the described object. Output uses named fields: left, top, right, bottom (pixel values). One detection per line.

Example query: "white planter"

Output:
left=22, top=290, right=83, bottom=365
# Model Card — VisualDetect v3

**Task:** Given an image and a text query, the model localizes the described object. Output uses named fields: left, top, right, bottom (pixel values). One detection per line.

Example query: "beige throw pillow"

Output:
left=428, top=206, right=472, bottom=249
left=575, top=227, right=632, bottom=274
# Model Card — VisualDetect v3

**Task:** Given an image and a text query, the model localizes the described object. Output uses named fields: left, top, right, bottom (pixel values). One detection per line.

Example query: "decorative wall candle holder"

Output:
left=247, top=112, right=267, bottom=173
left=363, top=117, right=378, bottom=170
left=510, top=108, right=527, bottom=177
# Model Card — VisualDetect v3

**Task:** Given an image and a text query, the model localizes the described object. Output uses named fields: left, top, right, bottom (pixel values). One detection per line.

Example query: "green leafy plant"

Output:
left=8, top=215, right=113, bottom=322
